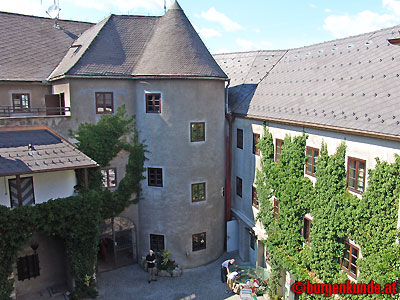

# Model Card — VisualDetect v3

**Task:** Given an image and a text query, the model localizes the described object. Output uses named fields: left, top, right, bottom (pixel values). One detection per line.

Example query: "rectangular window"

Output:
left=96, top=92, right=113, bottom=114
left=253, top=133, right=260, bottom=155
left=190, top=122, right=205, bottom=142
left=341, top=242, right=359, bottom=279
left=148, top=168, right=163, bottom=187
left=237, top=129, right=243, bottom=149
left=17, top=254, right=40, bottom=281
left=150, top=234, right=165, bottom=252
left=252, top=186, right=259, bottom=208
left=9, top=176, right=35, bottom=208
left=273, top=198, right=279, bottom=219
left=192, top=182, right=206, bottom=202
left=192, top=232, right=206, bottom=251
left=101, top=168, right=117, bottom=188
left=275, top=139, right=284, bottom=162
left=347, top=157, right=366, bottom=193
left=146, top=93, right=161, bottom=113
left=12, top=94, right=30, bottom=112
left=302, top=216, right=312, bottom=244
left=236, top=176, right=242, bottom=198
left=250, top=231, right=256, bottom=250
left=305, top=147, right=319, bottom=176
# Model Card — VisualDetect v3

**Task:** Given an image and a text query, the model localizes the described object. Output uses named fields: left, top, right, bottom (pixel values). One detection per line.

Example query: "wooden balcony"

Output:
left=0, top=106, right=71, bottom=118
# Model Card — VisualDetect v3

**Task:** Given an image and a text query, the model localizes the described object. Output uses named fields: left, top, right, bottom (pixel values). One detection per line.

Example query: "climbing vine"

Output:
left=0, top=105, right=146, bottom=300
left=256, top=126, right=400, bottom=299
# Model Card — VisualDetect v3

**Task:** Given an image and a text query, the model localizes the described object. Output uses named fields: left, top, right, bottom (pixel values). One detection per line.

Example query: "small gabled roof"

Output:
left=0, top=12, right=92, bottom=81
left=133, top=1, right=227, bottom=78
left=215, top=26, right=400, bottom=138
left=0, top=126, right=98, bottom=177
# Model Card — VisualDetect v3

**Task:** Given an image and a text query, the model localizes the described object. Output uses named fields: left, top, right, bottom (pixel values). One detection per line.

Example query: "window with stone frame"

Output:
left=190, top=122, right=205, bottom=142
left=305, top=147, right=319, bottom=176
left=96, top=92, right=113, bottom=114
left=253, top=133, right=260, bottom=155
left=250, top=230, right=256, bottom=250
left=150, top=234, right=165, bottom=252
left=146, top=93, right=161, bottom=113
left=341, top=241, right=359, bottom=279
left=252, top=185, right=259, bottom=208
left=101, top=168, right=117, bottom=188
left=275, top=139, right=284, bottom=162
left=237, top=128, right=243, bottom=149
left=12, top=93, right=30, bottom=111
left=347, top=157, right=366, bottom=193
left=148, top=168, right=163, bottom=187
left=192, top=232, right=206, bottom=251
left=236, top=176, right=242, bottom=197
left=192, top=182, right=206, bottom=202
left=17, top=254, right=40, bottom=281
left=302, top=216, right=312, bottom=244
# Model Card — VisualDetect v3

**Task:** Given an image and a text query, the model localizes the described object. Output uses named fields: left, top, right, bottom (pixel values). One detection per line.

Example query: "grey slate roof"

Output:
left=133, top=1, right=227, bottom=78
left=51, top=15, right=159, bottom=79
left=0, top=12, right=92, bottom=81
left=1, top=1, right=226, bottom=81
left=214, top=26, right=400, bottom=137
left=0, top=127, right=98, bottom=177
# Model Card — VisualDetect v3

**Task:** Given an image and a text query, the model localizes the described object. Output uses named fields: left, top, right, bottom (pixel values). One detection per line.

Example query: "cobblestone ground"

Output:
left=96, top=252, right=268, bottom=300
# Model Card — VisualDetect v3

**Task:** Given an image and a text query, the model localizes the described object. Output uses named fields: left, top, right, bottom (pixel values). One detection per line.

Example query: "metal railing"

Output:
left=0, top=106, right=71, bottom=117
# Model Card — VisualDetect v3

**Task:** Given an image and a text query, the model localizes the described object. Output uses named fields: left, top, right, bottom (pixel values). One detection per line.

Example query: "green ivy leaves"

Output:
left=256, top=127, right=400, bottom=299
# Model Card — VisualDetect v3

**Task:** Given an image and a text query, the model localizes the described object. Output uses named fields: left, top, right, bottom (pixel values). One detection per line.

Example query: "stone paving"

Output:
left=96, top=252, right=268, bottom=300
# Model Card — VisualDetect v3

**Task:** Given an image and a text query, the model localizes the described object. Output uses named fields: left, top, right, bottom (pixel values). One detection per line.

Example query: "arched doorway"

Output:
left=97, top=217, right=137, bottom=273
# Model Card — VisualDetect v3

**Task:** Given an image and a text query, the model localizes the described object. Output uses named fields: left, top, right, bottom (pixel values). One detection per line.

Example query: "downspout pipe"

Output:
left=224, top=79, right=232, bottom=222
left=224, top=79, right=232, bottom=251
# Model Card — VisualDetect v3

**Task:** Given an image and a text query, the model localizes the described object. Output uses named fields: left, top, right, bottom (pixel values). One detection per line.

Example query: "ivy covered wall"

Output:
left=256, top=126, right=400, bottom=299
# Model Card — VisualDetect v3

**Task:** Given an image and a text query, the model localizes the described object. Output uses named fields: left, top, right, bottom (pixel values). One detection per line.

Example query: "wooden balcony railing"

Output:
left=0, top=106, right=71, bottom=117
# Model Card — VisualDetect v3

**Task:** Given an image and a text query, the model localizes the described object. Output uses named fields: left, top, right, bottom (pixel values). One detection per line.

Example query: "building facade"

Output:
left=214, top=25, right=400, bottom=299
left=0, top=1, right=227, bottom=298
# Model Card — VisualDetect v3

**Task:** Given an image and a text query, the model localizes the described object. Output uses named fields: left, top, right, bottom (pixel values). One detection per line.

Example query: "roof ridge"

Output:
left=215, top=24, right=400, bottom=56
left=48, top=15, right=112, bottom=80
left=0, top=10, right=94, bottom=25
left=214, top=49, right=286, bottom=56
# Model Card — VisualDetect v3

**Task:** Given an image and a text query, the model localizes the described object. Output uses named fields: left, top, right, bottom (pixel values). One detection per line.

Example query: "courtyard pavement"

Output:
left=96, top=252, right=268, bottom=300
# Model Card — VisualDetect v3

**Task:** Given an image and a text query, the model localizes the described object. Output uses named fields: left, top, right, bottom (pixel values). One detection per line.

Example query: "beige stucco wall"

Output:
left=136, top=79, right=226, bottom=268
left=14, top=233, right=67, bottom=297
left=0, top=78, right=136, bottom=139
left=0, top=82, right=51, bottom=113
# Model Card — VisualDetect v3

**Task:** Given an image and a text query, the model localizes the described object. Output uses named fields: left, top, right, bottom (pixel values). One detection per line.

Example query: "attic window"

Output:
left=265, top=57, right=271, bottom=61
left=71, top=44, right=82, bottom=54
left=347, top=44, right=354, bottom=49
left=305, top=52, right=311, bottom=56
left=237, top=59, right=241, bottom=62
left=331, top=47, right=338, bottom=51
left=318, top=49, right=324, bottom=54
left=365, top=40, right=373, bottom=45
left=388, top=38, right=400, bottom=45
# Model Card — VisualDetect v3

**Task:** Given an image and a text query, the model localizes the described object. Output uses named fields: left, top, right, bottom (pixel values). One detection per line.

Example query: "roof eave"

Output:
left=234, top=113, right=400, bottom=142
left=49, top=74, right=228, bottom=81
left=0, top=164, right=98, bottom=178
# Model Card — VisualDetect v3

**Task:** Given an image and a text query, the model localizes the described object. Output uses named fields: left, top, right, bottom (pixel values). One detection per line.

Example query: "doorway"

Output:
left=97, top=217, right=137, bottom=273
